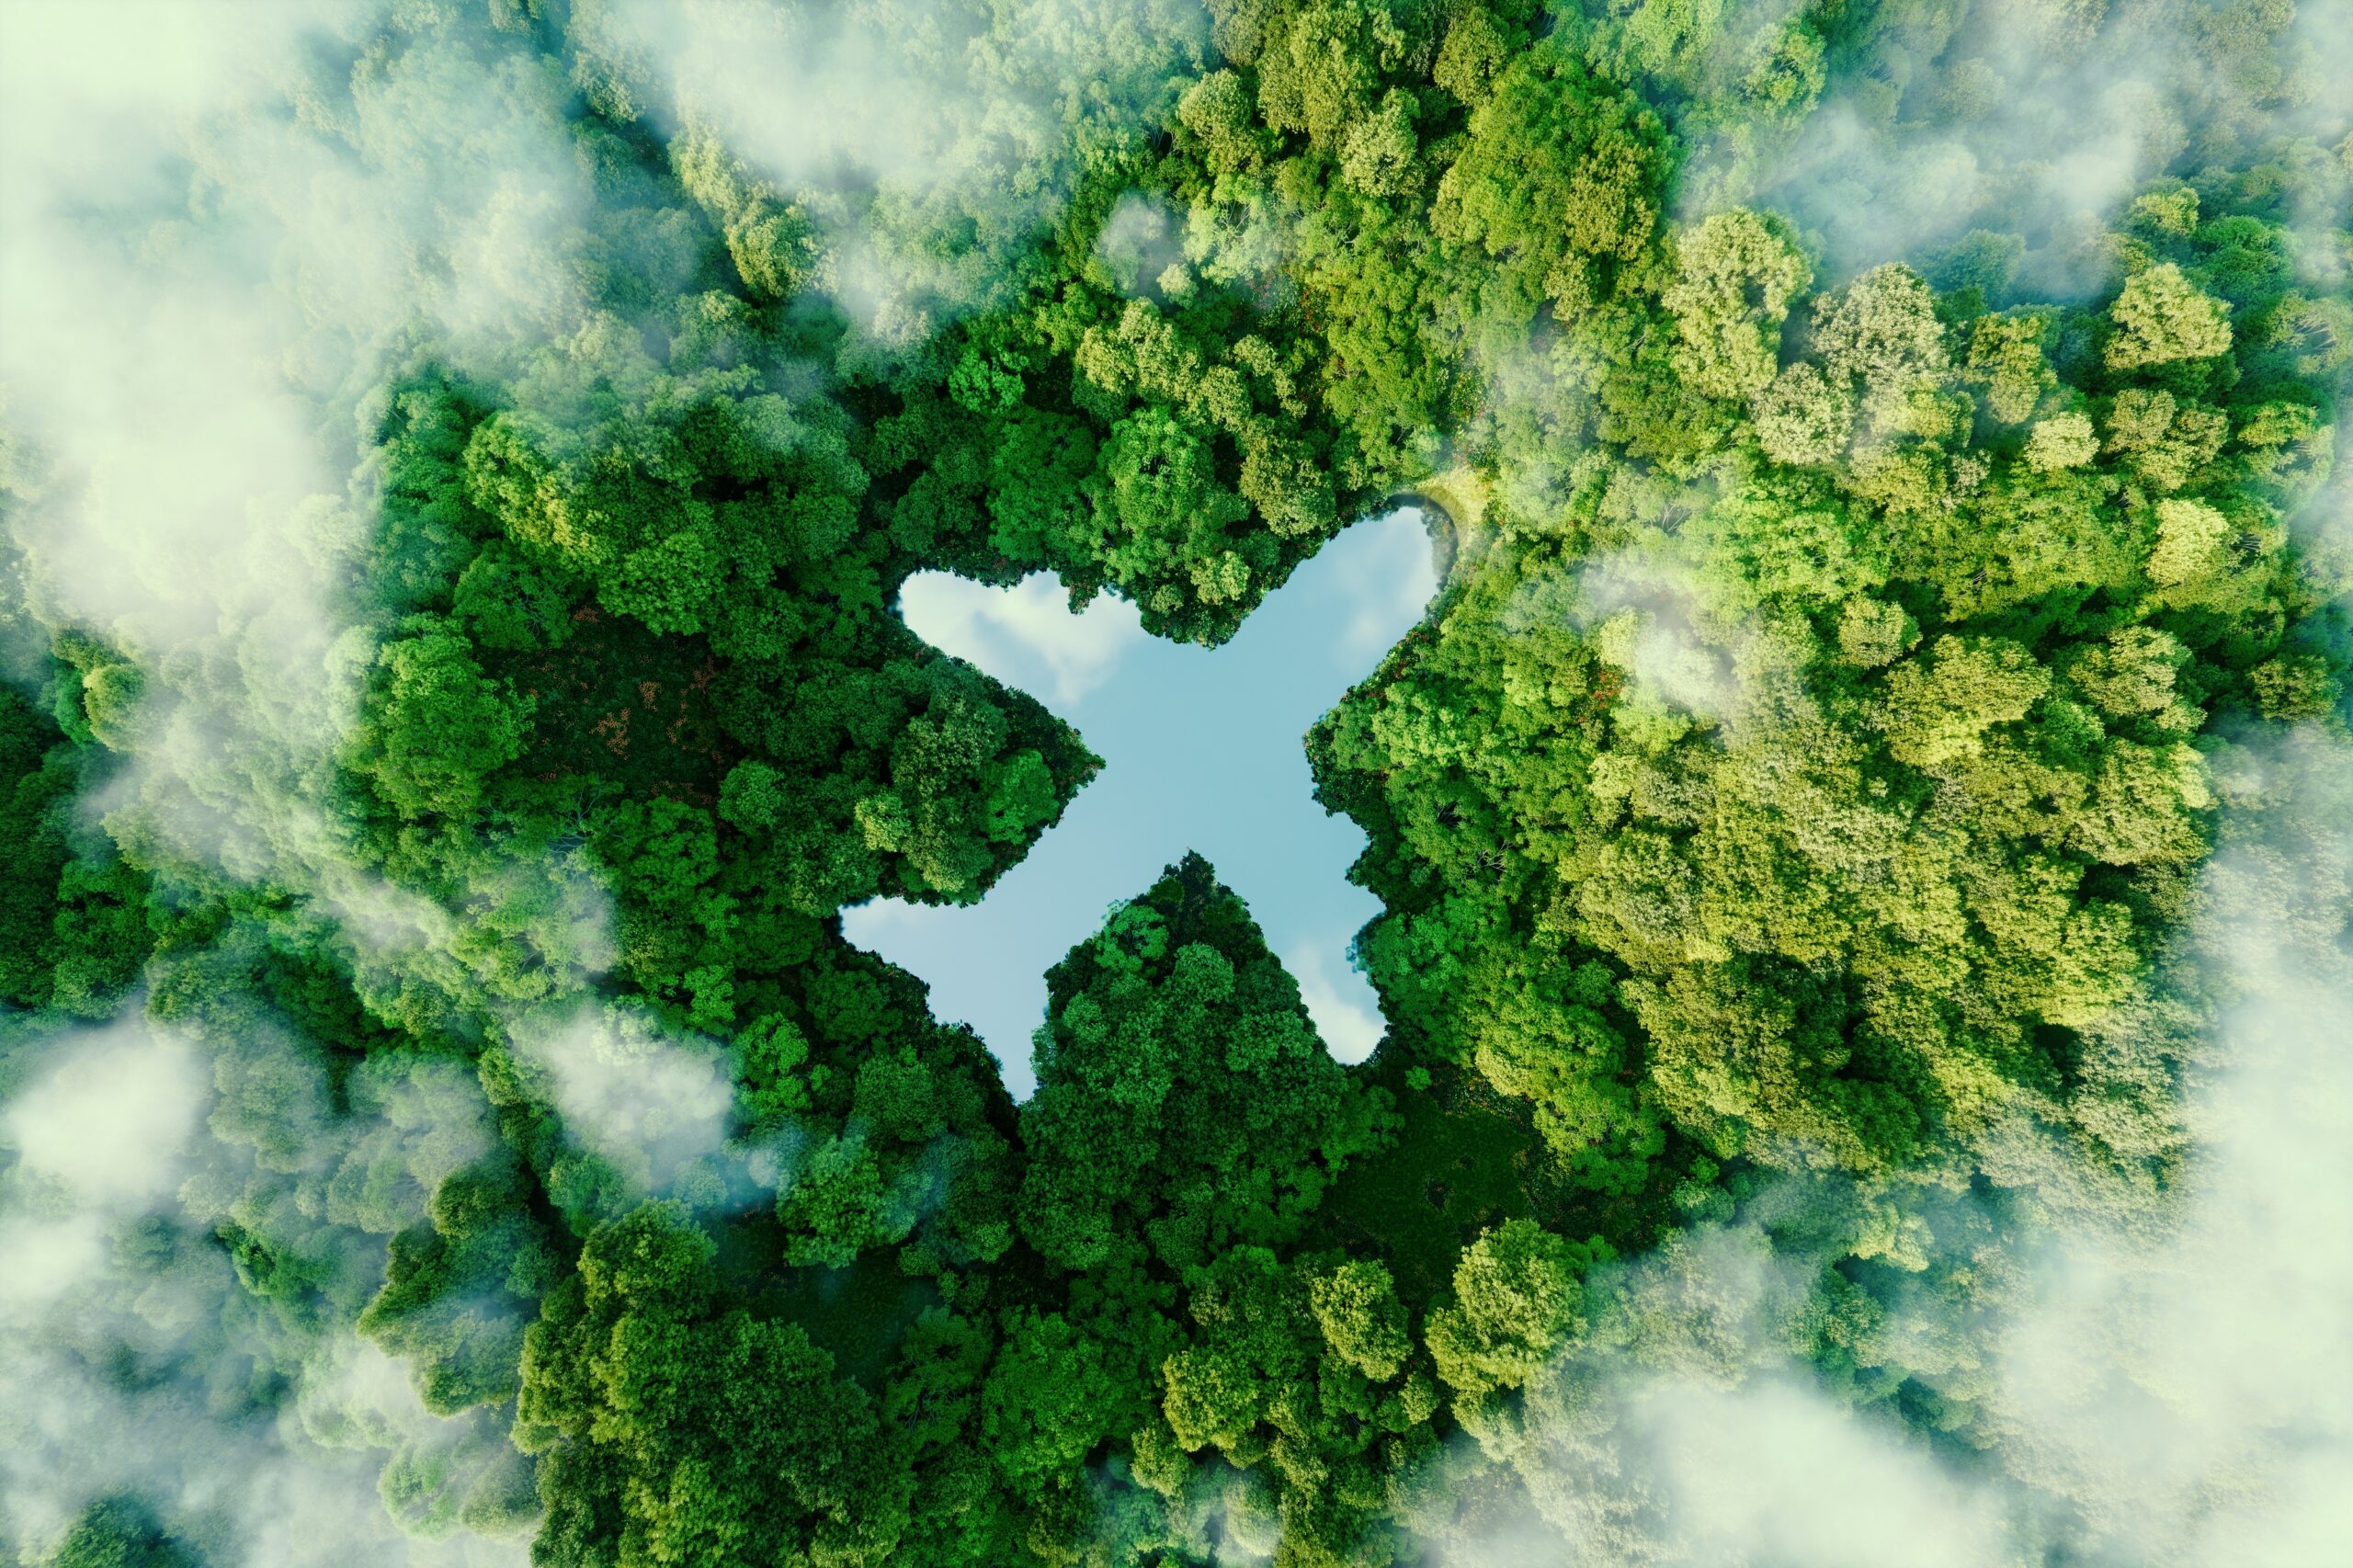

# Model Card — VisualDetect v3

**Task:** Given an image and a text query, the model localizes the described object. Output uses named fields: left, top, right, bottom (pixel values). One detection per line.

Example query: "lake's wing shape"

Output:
left=841, top=507, right=1440, bottom=1096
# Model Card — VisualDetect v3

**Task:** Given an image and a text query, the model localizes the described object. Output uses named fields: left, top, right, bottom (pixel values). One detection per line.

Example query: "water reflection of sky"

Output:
left=843, top=508, right=1440, bottom=1097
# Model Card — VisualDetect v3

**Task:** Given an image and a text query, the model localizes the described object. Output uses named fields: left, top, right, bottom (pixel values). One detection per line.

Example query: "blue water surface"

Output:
left=842, top=507, right=1440, bottom=1096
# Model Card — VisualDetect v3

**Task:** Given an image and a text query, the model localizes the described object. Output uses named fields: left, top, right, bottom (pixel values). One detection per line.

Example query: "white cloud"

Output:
left=509, top=1003, right=746, bottom=1204
left=1097, top=190, right=1188, bottom=298
left=1638, top=1378, right=2006, bottom=1568
left=1572, top=550, right=1747, bottom=724
left=1284, top=942, right=1384, bottom=1064
left=1427, top=722, right=2353, bottom=1567
left=1967, top=730, right=2353, bottom=1562
left=1731, top=0, right=2351, bottom=292
left=898, top=569, right=1145, bottom=707
left=0, top=1215, right=108, bottom=1311
left=593, top=0, right=1210, bottom=335
left=3, top=1022, right=202, bottom=1208
left=0, top=1008, right=528, bottom=1566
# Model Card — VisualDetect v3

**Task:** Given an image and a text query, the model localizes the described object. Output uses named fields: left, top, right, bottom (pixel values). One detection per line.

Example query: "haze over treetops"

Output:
left=0, top=2, right=2347, bottom=1566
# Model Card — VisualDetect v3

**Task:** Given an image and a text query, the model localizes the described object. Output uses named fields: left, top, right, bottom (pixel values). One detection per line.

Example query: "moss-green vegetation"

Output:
left=4, top=0, right=2347, bottom=1564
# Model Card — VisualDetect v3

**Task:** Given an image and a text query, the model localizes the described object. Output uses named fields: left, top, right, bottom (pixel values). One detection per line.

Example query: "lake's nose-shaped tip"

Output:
left=851, top=504, right=1443, bottom=1094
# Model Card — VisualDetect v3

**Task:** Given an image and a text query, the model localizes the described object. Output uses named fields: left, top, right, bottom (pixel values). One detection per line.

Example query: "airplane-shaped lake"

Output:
left=843, top=506, right=1440, bottom=1096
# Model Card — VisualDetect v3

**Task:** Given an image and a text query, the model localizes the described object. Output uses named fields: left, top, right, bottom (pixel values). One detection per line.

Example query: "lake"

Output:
left=843, top=506, right=1440, bottom=1096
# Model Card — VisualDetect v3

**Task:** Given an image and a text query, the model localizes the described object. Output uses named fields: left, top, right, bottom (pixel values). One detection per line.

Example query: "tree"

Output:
left=40, top=1497, right=205, bottom=1568
left=1964, top=310, right=2057, bottom=423
left=981, top=1308, right=1140, bottom=1495
left=1812, top=263, right=1949, bottom=434
left=1018, top=855, right=1388, bottom=1275
left=2106, top=263, right=2234, bottom=369
left=2024, top=410, right=2099, bottom=471
left=1309, top=1258, right=1412, bottom=1381
left=1433, top=41, right=1669, bottom=321
left=1879, top=637, right=2052, bottom=769
left=1664, top=209, right=1812, bottom=402
left=347, top=619, right=534, bottom=819
left=1752, top=362, right=1855, bottom=464
left=518, top=1202, right=909, bottom=1565
left=1427, top=1220, right=1592, bottom=1403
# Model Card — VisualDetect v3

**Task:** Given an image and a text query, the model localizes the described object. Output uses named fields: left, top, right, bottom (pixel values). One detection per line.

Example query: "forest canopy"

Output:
left=0, top=1, right=2348, bottom=1565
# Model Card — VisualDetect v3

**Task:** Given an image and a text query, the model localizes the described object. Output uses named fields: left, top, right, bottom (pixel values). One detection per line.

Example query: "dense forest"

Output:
left=1, top=0, right=2347, bottom=1564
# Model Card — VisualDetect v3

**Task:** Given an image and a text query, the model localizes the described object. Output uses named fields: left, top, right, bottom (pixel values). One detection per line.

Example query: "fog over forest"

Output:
left=0, top=2, right=2346, bottom=1565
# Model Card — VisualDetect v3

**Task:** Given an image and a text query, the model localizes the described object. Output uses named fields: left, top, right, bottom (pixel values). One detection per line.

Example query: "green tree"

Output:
left=1664, top=208, right=1812, bottom=402
left=347, top=620, right=534, bottom=819
left=1019, top=855, right=1389, bottom=1275
left=40, top=1497, right=205, bottom=1568
left=518, top=1202, right=909, bottom=1566
left=1427, top=1219, right=1593, bottom=1403
left=1434, top=41, right=1669, bottom=321
left=2106, top=262, right=2234, bottom=369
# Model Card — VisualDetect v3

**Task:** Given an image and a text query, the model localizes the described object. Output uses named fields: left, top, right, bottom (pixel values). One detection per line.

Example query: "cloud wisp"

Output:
left=1415, top=716, right=2353, bottom=1567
